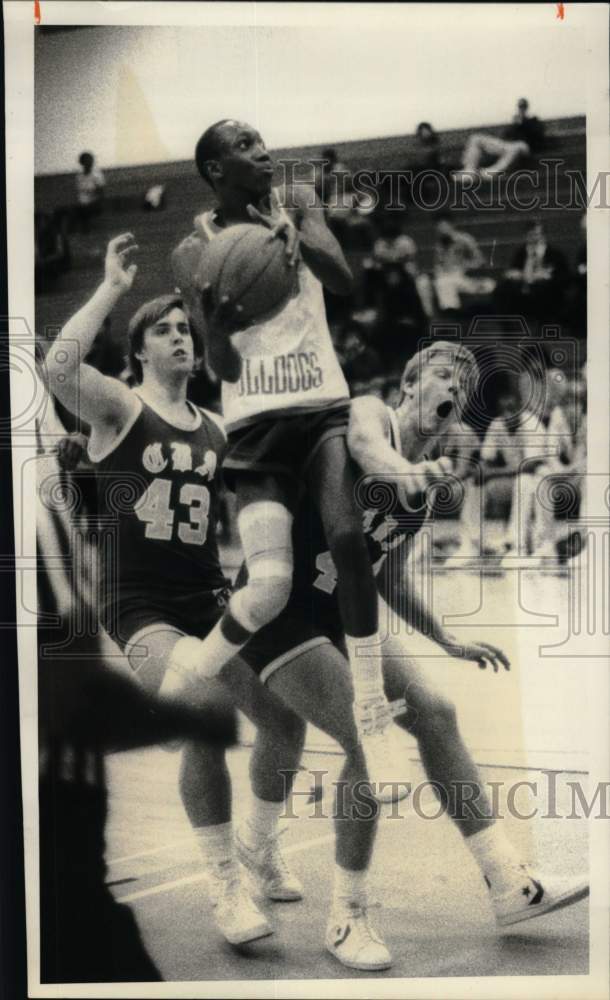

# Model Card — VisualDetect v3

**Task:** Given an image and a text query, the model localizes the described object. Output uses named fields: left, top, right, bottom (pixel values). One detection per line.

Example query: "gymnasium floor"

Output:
left=105, top=562, right=591, bottom=982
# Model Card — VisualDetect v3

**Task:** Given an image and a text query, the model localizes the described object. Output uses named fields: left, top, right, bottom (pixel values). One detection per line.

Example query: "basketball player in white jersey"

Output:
left=172, top=119, right=405, bottom=794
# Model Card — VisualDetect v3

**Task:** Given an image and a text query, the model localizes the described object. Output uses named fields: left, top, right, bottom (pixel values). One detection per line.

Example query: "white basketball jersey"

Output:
left=195, top=189, right=349, bottom=431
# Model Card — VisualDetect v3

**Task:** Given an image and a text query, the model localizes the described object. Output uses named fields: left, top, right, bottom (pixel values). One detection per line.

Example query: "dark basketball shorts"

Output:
left=106, top=584, right=232, bottom=654
left=223, top=402, right=350, bottom=488
left=239, top=596, right=343, bottom=685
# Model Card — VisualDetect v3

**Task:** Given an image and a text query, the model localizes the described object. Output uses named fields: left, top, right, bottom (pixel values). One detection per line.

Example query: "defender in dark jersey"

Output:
left=235, top=341, right=588, bottom=963
left=45, top=234, right=311, bottom=950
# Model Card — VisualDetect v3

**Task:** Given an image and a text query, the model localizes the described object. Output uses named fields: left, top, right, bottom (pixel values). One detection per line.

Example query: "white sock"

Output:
left=332, top=864, right=369, bottom=910
left=241, top=796, right=284, bottom=850
left=466, top=823, right=526, bottom=894
left=345, top=633, right=385, bottom=702
left=171, top=625, right=243, bottom=682
left=194, top=821, right=234, bottom=877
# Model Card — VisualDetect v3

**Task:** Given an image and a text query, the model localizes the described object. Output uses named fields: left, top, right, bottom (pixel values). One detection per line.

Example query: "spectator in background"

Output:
left=372, top=213, right=435, bottom=320
left=455, top=98, right=545, bottom=181
left=495, top=219, right=569, bottom=325
left=433, top=211, right=488, bottom=313
left=412, top=122, right=442, bottom=172
left=75, top=152, right=105, bottom=232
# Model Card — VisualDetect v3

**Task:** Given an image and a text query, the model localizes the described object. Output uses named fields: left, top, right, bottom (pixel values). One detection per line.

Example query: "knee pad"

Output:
left=230, top=572, right=292, bottom=632
left=232, top=500, right=294, bottom=631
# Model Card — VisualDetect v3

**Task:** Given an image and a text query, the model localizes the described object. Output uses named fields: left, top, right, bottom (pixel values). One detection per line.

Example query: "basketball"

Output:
left=199, top=223, right=297, bottom=322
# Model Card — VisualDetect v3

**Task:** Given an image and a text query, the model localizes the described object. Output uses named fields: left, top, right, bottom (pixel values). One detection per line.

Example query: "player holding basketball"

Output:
left=171, top=119, right=403, bottom=791
left=233, top=339, right=588, bottom=967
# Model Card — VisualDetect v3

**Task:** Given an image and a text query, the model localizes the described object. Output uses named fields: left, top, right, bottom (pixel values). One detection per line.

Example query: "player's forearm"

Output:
left=46, top=280, right=122, bottom=384
left=348, top=425, right=411, bottom=481
left=298, top=220, right=353, bottom=295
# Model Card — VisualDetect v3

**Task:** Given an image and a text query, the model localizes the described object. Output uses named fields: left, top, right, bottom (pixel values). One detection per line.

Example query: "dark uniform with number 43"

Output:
left=94, top=397, right=231, bottom=650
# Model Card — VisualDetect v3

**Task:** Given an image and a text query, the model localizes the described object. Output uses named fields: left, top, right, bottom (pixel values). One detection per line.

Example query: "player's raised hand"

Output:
left=104, top=233, right=138, bottom=292
left=246, top=203, right=300, bottom=267
left=440, top=632, right=511, bottom=673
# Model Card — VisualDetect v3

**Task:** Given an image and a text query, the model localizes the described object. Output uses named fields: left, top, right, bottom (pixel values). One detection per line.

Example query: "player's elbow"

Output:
left=45, top=343, right=78, bottom=392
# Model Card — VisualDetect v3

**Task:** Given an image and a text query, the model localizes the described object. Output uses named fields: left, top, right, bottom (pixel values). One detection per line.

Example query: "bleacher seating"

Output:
left=34, top=116, right=585, bottom=345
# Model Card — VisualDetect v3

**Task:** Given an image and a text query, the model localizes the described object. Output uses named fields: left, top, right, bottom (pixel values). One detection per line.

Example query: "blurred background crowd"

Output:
left=35, top=99, right=587, bottom=564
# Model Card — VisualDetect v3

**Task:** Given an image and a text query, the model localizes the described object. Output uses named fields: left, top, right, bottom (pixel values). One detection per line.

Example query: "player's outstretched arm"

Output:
left=348, top=395, right=452, bottom=497
left=277, top=183, right=353, bottom=295
left=377, top=556, right=510, bottom=672
left=46, top=233, right=138, bottom=431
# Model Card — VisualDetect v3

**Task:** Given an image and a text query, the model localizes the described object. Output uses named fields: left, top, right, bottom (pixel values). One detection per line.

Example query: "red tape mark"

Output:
left=34, top=0, right=41, bottom=24
left=556, top=2, right=565, bottom=19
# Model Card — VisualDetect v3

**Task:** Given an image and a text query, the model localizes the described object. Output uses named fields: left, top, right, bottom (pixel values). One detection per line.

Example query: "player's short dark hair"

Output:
left=78, top=151, right=94, bottom=169
left=195, top=120, right=234, bottom=187
left=127, top=294, right=202, bottom=384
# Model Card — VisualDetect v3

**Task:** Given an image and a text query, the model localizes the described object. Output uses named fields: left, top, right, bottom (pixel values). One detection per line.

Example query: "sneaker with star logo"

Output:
left=325, top=901, right=392, bottom=971
left=489, top=865, right=589, bottom=928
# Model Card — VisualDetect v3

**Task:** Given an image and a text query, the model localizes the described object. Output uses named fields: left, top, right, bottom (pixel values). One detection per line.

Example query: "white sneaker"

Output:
left=491, top=866, right=589, bottom=928
left=208, top=862, right=273, bottom=945
left=354, top=695, right=410, bottom=804
left=326, top=902, right=392, bottom=971
left=235, top=827, right=303, bottom=902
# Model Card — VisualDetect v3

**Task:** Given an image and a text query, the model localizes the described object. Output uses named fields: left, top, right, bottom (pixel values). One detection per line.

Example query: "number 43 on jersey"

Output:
left=135, top=477, right=210, bottom=546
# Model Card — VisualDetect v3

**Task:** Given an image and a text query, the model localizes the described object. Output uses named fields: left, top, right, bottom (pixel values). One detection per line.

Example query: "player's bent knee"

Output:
left=230, top=573, right=292, bottom=631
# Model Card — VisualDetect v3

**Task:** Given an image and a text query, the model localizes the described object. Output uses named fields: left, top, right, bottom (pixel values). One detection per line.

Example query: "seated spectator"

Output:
left=371, top=262, right=429, bottom=367
left=35, top=210, right=71, bottom=293
left=374, top=214, right=435, bottom=320
left=75, top=151, right=105, bottom=232
left=433, top=211, right=492, bottom=312
left=412, top=121, right=442, bottom=172
left=455, top=98, right=545, bottom=181
left=495, top=219, right=569, bottom=324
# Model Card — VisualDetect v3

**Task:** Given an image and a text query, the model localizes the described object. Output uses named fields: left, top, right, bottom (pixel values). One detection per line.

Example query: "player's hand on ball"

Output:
left=246, top=203, right=300, bottom=267
left=104, top=233, right=138, bottom=292
left=441, top=632, right=511, bottom=672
